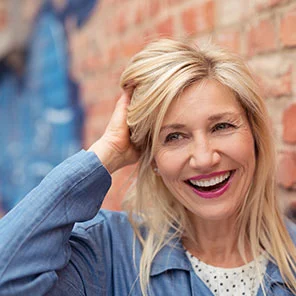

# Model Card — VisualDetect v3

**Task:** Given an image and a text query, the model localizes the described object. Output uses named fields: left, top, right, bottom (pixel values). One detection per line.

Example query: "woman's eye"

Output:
left=212, top=122, right=235, bottom=132
left=164, top=133, right=184, bottom=143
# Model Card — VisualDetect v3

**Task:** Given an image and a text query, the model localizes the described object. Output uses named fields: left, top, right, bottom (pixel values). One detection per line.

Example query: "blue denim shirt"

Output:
left=0, top=150, right=295, bottom=296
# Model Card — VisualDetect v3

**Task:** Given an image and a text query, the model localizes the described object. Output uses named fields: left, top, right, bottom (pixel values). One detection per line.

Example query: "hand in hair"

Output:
left=88, top=92, right=140, bottom=174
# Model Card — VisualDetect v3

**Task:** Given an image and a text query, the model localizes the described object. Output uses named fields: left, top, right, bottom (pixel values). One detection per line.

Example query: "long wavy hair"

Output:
left=120, top=39, right=296, bottom=295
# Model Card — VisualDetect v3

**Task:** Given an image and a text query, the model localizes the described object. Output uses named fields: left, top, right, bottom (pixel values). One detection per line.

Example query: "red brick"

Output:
left=143, top=28, right=158, bottom=42
left=81, top=55, right=105, bottom=72
left=216, top=0, right=245, bottom=27
left=103, top=166, right=137, bottom=211
left=156, top=16, right=174, bottom=37
left=86, top=99, right=116, bottom=118
left=181, top=0, right=215, bottom=34
left=107, top=9, right=128, bottom=35
left=167, top=0, right=186, bottom=5
left=103, top=0, right=116, bottom=5
left=256, top=67, right=292, bottom=98
left=280, top=8, right=296, bottom=47
left=277, top=152, right=296, bottom=189
left=122, top=37, right=145, bottom=57
left=283, top=104, right=296, bottom=144
left=88, top=115, right=109, bottom=137
left=117, top=10, right=127, bottom=33
left=149, top=0, right=161, bottom=17
left=108, top=43, right=121, bottom=64
left=83, top=121, right=98, bottom=149
left=247, top=19, right=276, bottom=56
left=214, top=30, right=240, bottom=53
left=84, top=124, right=107, bottom=147
left=82, top=78, right=114, bottom=105
left=0, top=10, right=7, bottom=30
left=269, top=0, right=287, bottom=6
left=82, top=80, right=100, bottom=96
left=134, top=3, right=145, bottom=24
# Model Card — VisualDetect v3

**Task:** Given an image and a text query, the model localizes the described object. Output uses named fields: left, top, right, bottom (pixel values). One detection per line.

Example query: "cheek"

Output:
left=154, top=149, right=186, bottom=180
left=230, top=131, right=256, bottom=170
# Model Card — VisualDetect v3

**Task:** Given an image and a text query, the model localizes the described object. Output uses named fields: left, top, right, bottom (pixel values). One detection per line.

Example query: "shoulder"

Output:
left=70, top=209, right=142, bottom=267
left=72, top=209, right=135, bottom=244
left=74, top=209, right=132, bottom=231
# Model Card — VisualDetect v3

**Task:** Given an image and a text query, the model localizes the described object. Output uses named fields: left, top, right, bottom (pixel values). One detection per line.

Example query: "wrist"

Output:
left=88, top=140, right=122, bottom=174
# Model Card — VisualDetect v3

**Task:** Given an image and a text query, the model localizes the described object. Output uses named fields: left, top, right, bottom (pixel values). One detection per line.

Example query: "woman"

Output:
left=0, top=39, right=295, bottom=296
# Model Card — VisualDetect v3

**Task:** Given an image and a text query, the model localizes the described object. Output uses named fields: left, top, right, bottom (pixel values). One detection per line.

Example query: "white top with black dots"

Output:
left=185, top=250, right=268, bottom=296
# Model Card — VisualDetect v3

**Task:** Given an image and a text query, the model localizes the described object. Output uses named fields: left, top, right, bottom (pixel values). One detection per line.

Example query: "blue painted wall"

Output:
left=0, top=0, right=98, bottom=213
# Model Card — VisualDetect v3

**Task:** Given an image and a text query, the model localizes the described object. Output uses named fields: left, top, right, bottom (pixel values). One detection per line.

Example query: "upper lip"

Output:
left=187, top=170, right=232, bottom=181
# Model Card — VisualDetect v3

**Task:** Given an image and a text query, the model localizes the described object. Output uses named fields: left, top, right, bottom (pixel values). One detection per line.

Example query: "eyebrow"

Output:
left=160, top=124, right=186, bottom=134
left=160, top=111, right=242, bottom=133
left=207, top=111, right=242, bottom=122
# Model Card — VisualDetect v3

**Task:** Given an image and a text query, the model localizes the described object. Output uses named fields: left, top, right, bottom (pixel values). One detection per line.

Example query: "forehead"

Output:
left=162, top=79, right=244, bottom=125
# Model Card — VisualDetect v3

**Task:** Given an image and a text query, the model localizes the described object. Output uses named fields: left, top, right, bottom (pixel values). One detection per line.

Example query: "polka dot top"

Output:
left=185, top=250, right=268, bottom=296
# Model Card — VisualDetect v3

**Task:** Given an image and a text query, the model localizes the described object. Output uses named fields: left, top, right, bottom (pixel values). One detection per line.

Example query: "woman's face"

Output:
left=153, top=79, right=256, bottom=223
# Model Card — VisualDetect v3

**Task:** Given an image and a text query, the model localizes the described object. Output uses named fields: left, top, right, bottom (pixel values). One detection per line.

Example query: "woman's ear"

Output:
left=151, top=159, right=160, bottom=175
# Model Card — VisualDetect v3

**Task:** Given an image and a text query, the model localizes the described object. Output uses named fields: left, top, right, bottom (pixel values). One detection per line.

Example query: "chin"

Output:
left=189, top=204, right=239, bottom=223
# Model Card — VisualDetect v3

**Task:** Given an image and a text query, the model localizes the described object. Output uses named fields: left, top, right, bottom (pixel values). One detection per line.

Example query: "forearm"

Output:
left=0, top=150, right=111, bottom=295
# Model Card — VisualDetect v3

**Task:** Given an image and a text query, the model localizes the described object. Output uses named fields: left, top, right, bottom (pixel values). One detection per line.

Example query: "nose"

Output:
left=188, top=135, right=221, bottom=170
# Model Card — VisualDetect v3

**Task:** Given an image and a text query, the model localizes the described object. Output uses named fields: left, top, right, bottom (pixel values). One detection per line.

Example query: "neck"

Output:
left=183, top=212, right=252, bottom=268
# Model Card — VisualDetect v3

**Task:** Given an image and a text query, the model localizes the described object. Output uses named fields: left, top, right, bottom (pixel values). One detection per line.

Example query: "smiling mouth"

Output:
left=186, top=171, right=233, bottom=192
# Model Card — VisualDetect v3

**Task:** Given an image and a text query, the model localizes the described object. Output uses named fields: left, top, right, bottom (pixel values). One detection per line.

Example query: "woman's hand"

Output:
left=88, top=92, right=140, bottom=174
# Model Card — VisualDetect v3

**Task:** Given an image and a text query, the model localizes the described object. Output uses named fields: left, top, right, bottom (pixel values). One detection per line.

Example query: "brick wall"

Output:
left=7, top=0, right=296, bottom=211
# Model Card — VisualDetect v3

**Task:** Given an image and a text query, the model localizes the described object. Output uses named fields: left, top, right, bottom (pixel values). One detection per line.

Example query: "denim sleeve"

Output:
left=0, top=150, right=112, bottom=296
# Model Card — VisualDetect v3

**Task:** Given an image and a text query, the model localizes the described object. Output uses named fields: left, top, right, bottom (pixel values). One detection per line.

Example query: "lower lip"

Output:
left=190, top=171, right=235, bottom=199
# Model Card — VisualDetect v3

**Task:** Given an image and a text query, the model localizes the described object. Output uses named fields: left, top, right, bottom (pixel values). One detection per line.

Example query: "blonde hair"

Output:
left=120, top=39, right=296, bottom=295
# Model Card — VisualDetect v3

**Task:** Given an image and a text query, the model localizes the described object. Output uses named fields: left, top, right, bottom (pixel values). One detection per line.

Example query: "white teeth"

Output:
left=189, top=172, right=230, bottom=187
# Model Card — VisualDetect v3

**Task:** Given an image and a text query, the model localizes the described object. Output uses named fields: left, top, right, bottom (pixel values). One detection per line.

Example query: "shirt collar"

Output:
left=150, top=240, right=286, bottom=285
left=150, top=237, right=190, bottom=276
left=266, top=220, right=296, bottom=285
left=150, top=220, right=296, bottom=279
left=265, top=261, right=285, bottom=284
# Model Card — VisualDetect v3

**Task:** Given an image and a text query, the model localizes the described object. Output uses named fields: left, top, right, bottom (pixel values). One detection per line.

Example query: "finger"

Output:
left=124, top=87, right=134, bottom=98
left=107, top=95, right=129, bottom=130
left=114, top=94, right=129, bottom=116
left=122, top=80, right=136, bottom=96
left=117, top=92, right=130, bottom=106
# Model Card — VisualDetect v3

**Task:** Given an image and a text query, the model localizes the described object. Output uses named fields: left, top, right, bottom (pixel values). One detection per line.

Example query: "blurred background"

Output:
left=0, top=0, right=295, bottom=221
